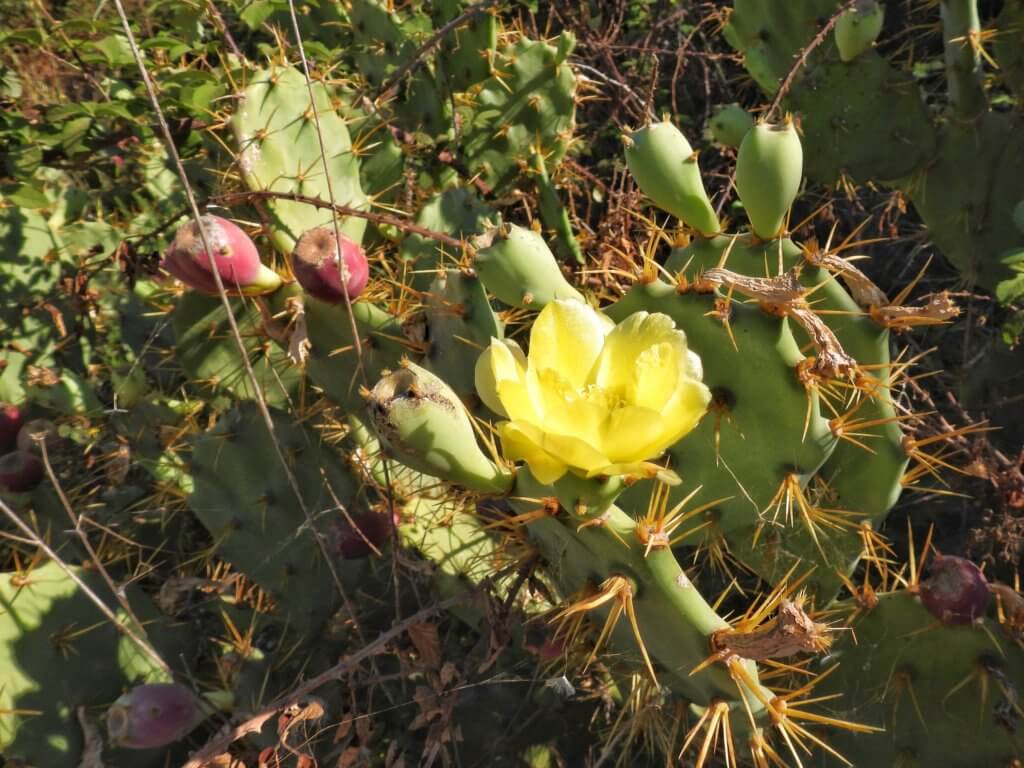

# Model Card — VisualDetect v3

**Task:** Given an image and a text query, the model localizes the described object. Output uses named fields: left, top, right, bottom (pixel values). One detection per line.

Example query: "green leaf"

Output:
left=2, top=183, right=50, bottom=209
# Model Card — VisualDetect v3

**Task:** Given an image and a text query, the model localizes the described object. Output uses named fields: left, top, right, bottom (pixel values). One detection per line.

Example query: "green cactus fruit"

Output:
left=473, top=225, right=584, bottom=309
left=708, top=103, right=754, bottom=148
left=368, top=361, right=513, bottom=494
left=232, top=66, right=368, bottom=254
left=835, top=0, right=885, bottom=63
left=735, top=119, right=803, bottom=239
left=624, top=121, right=720, bottom=235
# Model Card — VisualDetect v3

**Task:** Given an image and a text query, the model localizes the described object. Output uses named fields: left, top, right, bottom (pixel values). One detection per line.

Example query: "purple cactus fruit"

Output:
left=0, top=451, right=44, bottom=492
left=919, top=554, right=991, bottom=625
left=16, top=418, right=60, bottom=454
left=0, top=403, right=24, bottom=453
left=106, top=683, right=200, bottom=749
left=330, top=508, right=397, bottom=559
left=291, top=227, right=369, bottom=303
left=162, top=215, right=262, bottom=294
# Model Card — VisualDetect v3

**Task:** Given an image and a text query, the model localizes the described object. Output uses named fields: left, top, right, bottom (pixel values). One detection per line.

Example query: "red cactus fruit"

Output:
left=16, top=418, right=60, bottom=454
left=919, top=554, right=991, bottom=625
left=106, top=683, right=200, bottom=749
left=0, top=403, right=24, bottom=453
left=291, top=227, right=369, bottom=303
left=0, top=451, right=44, bottom=493
left=331, top=508, right=397, bottom=559
left=162, top=215, right=278, bottom=295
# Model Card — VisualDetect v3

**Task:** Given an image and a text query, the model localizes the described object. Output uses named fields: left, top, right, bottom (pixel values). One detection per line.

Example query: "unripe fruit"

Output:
left=16, top=418, right=60, bottom=454
left=919, top=554, right=990, bottom=625
left=162, top=215, right=281, bottom=296
left=106, top=683, right=200, bottom=749
left=1013, top=200, right=1024, bottom=235
left=708, top=104, right=754, bottom=148
left=473, top=225, right=584, bottom=309
left=835, top=1, right=885, bottom=63
left=291, top=227, right=369, bottom=303
left=624, top=121, right=720, bottom=235
left=0, top=403, right=24, bottom=453
left=735, top=120, right=803, bottom=240
left=0, top=451, right=44, bottom=492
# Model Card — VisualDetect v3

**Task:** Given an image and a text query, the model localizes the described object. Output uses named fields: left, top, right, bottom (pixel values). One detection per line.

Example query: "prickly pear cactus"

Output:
left=722, top=0, right=1024, bottom=291
left=0, top=562, right=189, bottom=768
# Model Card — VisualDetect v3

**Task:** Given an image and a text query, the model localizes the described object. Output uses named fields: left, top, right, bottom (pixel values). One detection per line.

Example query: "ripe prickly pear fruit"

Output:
left=735, top=119, right=803, bottom=240
left=624, top=120, right=720, bottom=236
left=0, top=403, right=24, bottom=453
left=919, top=554, right=991, bottom=625
left=369, top=362, right=514, bottom=494
left=106, top=683, right=201, bottom=749
left=16, top=418, right=60, bottom=454
left=473, top=225, right=584, bottom=309
left=292, top=227, right=369, bottom=303
left=835, top=0, right=885, bottom=63
left=331, top=508, right=398, bottom=559
left=162, top=215, right=282, bottom=296
left=0, top=451, right=44, bottom=492
left=708, top=103, right=754, bottom=148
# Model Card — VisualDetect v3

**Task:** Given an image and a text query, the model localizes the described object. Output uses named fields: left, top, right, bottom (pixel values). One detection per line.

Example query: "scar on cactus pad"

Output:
left=162, top=214, right=282, bottom=296
left=292, top=226, right=369, bottom=304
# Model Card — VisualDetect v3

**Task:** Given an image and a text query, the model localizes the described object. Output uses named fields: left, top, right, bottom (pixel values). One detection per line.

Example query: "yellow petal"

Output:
left=484, top=338, right=535, bottom=421
left=498, top=421, right=568, bottom=484
left=528, top=299, right=608, bottom=388
left=590, top=311, right=684, bottom=404
left=655, top=378, right=712, bottom=448
left=525, top=367, right=608, bottom=448
left=602, top=405, right=671, bottom=462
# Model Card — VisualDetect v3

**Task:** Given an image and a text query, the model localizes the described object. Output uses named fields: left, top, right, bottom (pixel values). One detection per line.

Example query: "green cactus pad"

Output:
left=423, top=268, right=502, bottom=398
left=459, top=33, right=577, bottom=194
left=189, top=401, right=364, bottom=633
left=171, top=283, right=302, bottom=407
left=0, top=561, right=188, bottom=768
left=815, top=590, right=1024, bottom=766
left=232, top=66, right=369, bottom=253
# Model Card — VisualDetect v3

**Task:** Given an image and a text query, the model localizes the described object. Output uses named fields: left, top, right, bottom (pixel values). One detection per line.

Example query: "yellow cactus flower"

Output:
left=474, top=299, right=711, bottom=485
